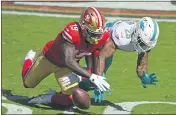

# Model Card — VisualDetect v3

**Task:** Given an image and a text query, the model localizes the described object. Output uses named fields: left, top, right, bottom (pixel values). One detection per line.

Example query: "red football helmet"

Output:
left=79, top=7, right=106, bottom=44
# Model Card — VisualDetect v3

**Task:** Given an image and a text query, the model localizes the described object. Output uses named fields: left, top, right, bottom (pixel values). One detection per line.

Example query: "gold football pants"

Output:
left=23, top=51, right=78, bottom=95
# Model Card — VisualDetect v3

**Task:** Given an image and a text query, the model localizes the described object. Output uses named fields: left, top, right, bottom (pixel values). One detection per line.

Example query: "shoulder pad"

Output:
left=101, top=28, right=110, bottom=42
left=61, top=22, right=80, bottom=43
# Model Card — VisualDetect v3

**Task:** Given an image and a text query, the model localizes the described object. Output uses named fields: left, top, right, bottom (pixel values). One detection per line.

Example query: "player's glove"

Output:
left=89, top=74, right=110, bottom=92
left=141, top=72, right=159, bottom=88
left=93, top=88, right=111, bottom=103
left=93, top=73, right=111, bottom=103
left=93, top=88, right=104, bottom=103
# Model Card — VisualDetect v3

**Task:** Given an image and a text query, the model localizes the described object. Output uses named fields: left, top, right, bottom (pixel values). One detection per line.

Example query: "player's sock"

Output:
left=51, top=93, right=73, bottom=107
left=21, top=50, right=36, bottom=79
left=21, top=59, right=32, bottom=79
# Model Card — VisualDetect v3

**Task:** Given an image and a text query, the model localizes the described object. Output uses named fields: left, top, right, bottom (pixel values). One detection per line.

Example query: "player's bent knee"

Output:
left=23, top=83, right=30, bottom=88
left=23, top=80, right=36, bottom=88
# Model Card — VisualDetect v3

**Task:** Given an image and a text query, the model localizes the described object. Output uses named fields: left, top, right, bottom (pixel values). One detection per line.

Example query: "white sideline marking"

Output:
left=63, top=106, right=76, bottom=114
left=103, top=101, right=176, bottom=114
left=2, top=103, right=33, bottom=114
left=2, top=96, right=33, bottom=114
left=2, top=96, right=7, bottom=100
left=2, top=10, right=176, bottom=22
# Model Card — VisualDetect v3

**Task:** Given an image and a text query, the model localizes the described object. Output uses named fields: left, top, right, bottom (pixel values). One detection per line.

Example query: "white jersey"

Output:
left=106, top=20, right=137, bottom=52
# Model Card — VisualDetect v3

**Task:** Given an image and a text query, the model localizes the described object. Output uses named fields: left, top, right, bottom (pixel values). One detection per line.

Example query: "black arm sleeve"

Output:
left=60, top=41, right=92, bottom=78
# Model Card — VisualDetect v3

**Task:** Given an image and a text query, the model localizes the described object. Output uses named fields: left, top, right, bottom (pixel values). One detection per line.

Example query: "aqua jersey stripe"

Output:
left=105, top=21, right=116, bottom=27
left=151, top=19, right=158, bottom=41
left=140, top=20, right=145, bottom=31
left=105, top=20, right=120, bottom=28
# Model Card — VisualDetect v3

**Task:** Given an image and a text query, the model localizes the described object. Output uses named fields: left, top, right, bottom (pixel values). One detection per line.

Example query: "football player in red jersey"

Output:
left=21, top=7, right=110, bottom=107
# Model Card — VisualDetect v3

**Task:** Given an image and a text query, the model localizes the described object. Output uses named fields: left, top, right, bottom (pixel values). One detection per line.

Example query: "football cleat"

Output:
left=28, top=89, right=56, bottom=104
left=22, top=49, right=36, bottom=65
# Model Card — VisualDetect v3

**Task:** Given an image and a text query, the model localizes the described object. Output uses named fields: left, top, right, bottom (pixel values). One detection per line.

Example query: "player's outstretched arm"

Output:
left=136, top=51, right=149, bottom=78
left=136, top=50, right=159, bottom=88
left=60, top=41, right=92, bottom=78
left=96, top=38, right=116, bottom=76
left=85, top=51, right=97, bottom=73
left=85, top=55, right=93, bottom=72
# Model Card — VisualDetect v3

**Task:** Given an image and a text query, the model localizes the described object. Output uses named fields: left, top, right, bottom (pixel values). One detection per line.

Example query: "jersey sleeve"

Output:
left=43, top=40, right=54, bottom=54
left=102, top=28, right=111, bottom=42
left=95, top=28, right=110, bottom=49
left=61, top=22, right=80, bottom=44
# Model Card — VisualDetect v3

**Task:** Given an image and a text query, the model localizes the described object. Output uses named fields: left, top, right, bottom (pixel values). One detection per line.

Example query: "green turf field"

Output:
left=2, top=14, right=176, bottom=114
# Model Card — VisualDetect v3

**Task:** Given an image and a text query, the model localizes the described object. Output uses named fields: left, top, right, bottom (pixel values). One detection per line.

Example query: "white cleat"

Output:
left=22, top=49, right=36, bottom=65
left=28, top=89, right=56, bottom=104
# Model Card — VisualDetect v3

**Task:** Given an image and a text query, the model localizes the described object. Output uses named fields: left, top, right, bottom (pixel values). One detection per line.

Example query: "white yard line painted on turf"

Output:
left=63, top=106, right=76, bottom=114
left=2, top=96, right=33, bottom=114
left=103, top=101, right=176, bottom=114
left=2, top=10, right=176, bottom=22
left=2, top=103, right=33, bottom=114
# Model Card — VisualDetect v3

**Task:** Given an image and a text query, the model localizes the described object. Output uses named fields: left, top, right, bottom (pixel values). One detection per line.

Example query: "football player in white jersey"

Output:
left=89, top=17, right=160, bottom=102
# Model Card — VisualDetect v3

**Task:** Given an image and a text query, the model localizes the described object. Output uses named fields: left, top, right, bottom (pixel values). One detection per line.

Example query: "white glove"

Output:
left=89, top=74, right=110, bottom=92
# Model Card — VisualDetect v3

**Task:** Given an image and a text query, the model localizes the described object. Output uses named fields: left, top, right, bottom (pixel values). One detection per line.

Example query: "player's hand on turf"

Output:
left=93, top=88, right=104, bottom=103
left=89, top=74, right=110, bottom=92
left=141, top=72, right=159, bottom=88
left=93, top=88, right=111, bottom=103
left=93, top=74, right=111, bottom=103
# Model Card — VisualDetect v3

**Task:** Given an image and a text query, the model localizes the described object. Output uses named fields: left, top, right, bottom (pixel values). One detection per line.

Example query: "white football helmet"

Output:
left=132, top=17, right=159, bottom=53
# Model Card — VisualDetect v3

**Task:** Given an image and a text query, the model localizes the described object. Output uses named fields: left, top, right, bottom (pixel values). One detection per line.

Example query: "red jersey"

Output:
left=43, top=22, right=110, bottom=67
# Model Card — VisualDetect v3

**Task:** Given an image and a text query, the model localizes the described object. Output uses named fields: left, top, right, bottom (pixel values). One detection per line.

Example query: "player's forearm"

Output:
left=85, top=55, right=92, bottom=69
left=96, top=56, right=106, bottom=76
left=96, top=39, right=116, bottom=75
left=136, top=52, right=149, bottom=79
left=65, top=60, right=92, bottom=78
left=61, top=41, right=92, bottom=78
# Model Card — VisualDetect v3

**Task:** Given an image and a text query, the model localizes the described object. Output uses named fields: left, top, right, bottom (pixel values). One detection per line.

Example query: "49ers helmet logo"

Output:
left=84, top=13, right=92, bottom=24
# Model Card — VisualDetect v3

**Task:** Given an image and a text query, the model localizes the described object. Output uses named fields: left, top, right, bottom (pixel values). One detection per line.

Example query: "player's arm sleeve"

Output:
left=85, top=55, right=93, bottom=71
left=85, top=50, right=98, bottom=73
left=96, top=38, right=116, bottom=76
left=60, top=41, right=92, bottom=78
left=136, top=50, right=151, bottom=79
left=62, top=30, right=75, bottom=43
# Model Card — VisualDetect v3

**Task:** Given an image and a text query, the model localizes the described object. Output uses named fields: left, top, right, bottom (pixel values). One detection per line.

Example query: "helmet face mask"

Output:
left=132, top=17, right=159, bottom=53
left=132, top=36, right=152, bottom=53
left=79, top=7, right=105, bottom=44
left=85, top=26, right=103, bottom=44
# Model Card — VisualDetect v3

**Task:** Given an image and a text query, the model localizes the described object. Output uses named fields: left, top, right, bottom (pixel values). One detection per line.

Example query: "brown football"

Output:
left=72, top=88, right=91, bottom=109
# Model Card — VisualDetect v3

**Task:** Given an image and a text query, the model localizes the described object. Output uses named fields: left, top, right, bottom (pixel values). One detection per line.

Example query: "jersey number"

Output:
left=125, top=29, right=131, bottom=39
left=70, top=24, right=78, bottom=31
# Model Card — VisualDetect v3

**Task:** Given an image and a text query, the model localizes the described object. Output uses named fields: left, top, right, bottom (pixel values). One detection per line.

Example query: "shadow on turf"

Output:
left=2, top=89, right=95, bottom=114
left=90, top=98, right=127, bottom=112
